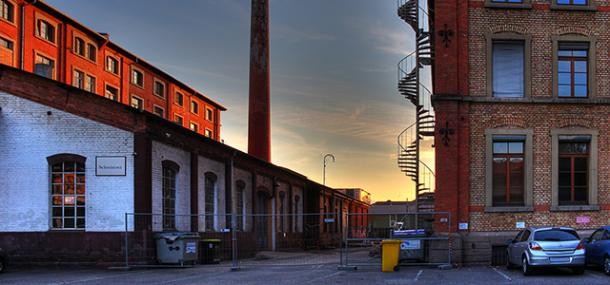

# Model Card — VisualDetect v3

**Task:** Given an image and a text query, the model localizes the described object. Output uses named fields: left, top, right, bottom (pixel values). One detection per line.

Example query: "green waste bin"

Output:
left=200, top=239, right=221, bottom=264
left=154, top=232, right=200, bottom=265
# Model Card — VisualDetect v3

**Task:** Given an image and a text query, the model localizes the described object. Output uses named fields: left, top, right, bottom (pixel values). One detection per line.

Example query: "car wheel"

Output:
left=522, top=256, right=533, bottom=276
left=572, top=267, right=585, bottom=275
left=604, top=256, right=610, bottom=276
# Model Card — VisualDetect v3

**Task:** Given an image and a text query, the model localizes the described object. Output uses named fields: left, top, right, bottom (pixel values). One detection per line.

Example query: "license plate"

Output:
left=550, top=257, right=570, bottom=263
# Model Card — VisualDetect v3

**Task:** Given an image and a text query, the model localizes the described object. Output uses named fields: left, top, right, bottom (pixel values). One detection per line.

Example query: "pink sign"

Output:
left=576, top=216, right=591, bottom=224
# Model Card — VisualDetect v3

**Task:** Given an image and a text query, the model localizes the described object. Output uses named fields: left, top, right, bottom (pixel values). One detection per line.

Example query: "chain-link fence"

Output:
left=120, top=211, right=451, bottom=269
left=340, top=212, right=452, bottom=269
left=122, top=212, right=342, bottom=268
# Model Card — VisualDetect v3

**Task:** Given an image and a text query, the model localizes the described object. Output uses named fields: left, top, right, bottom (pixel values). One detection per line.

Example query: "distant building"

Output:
left=0, top=0, right=225, bottom=140
left=336, top=188, right=371, bottom=205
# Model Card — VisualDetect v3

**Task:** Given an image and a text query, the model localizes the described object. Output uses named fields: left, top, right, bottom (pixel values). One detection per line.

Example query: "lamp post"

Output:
left=323, top=154, right=335, bottom=186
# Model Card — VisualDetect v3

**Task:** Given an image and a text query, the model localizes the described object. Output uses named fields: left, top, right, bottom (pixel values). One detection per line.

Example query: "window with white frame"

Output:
left=85, top=75, right=95, bottom=93
left=204, top=172, right=217, bottom=231
left=106, top=56, right=119, bottom=74
left=87, top=43, right=96, bottom=62
left=74, top=37, right=85, bottom=57
left=153, top=105, right=165, bottom=118
left=130, top=95, right=143, bottom=110
left=37, top=19, right=55, bottom=43
left=0, top=0, right=14, bottom=23
left=174, top=114, right=184, bottom=126
left=204, top=129, right=213, bottom=138
left=105, top=84, right=119, bottom=101
left=72, top=69, right=84, bottom=89
left=189, top=122, right=198, bottom=133
left=35, top=54, right=54, bottom=79
left=205, top=108, right=213, bottom=121
left=49, top=154, right=86, bottom=230
left=0, top=36, right=14, bottom=66
left=162, top=160, right=179, bottom=231
left=131, top=67, right=144, bottom=87
left=154, top=80, right=165, bottom=98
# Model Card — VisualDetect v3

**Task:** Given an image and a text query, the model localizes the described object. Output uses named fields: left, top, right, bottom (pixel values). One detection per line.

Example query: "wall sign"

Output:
left=459, top=222, right=468, bottom=230
left=516, top=221, right=525, bottom=229
left=576, top=216, right=591, bottom=225
left=96, top=156, right=126, bottom=176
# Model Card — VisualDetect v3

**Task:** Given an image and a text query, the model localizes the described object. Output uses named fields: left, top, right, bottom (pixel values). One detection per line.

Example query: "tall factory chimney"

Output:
left=248, top=0, right=271, bottom=162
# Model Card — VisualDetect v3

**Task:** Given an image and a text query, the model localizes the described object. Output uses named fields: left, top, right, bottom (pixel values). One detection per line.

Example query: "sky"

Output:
left=46, top=0, right=432, bottom=202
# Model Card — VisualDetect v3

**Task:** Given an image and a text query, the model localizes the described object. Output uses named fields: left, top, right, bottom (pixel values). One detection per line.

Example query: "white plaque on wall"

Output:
left=96, top=156, right=126, bottom=176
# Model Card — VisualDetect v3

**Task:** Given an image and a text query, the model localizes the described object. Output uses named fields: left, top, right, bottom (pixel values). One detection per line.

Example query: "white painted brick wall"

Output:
left=151, top=141, right=191, bottom=232
left=198, top=156, right=225, bottom=231
left=0, top=92, right=134, bottom=232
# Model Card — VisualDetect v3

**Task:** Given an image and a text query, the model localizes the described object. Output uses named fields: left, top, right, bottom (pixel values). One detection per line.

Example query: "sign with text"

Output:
left=576, top=216, right=591, bottom=225
left=96, top=156, right=126, bottom=176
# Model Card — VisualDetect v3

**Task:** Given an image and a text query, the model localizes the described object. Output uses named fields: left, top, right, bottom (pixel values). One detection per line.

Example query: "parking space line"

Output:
left=414, top=269, right=423, bottom=281
left=586, top=271, right=602, bottom=279
left=491, top=267, right=512, bottom=282
left=305, top=271, right=344, bottom=284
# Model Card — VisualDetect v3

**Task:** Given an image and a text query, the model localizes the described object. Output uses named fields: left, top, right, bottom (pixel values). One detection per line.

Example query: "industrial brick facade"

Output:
left=0, top=0, right=225, bottom=140
left=432, top=0, right=610, bottom=263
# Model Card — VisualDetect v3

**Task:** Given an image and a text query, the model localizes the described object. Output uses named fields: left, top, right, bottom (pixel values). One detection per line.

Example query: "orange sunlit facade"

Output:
left=0, top=0, right=225, bottom=140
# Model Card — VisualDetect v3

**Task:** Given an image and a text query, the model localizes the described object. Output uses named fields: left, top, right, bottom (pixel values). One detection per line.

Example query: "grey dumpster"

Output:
left=154, top=232, right=200, bottom=265
left=391, top=229, right=426, bottom=261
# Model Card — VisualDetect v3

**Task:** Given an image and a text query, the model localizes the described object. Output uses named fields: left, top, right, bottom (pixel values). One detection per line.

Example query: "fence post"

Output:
left=231, top=213, right=239, bottom=270
left=124, top=213, right=129, bottom=268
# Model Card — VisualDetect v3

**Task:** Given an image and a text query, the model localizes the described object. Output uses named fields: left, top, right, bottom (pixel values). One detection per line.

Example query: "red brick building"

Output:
left=0, top=0, right=225, bottom=140
left=399, top=0, right=610, bottom=263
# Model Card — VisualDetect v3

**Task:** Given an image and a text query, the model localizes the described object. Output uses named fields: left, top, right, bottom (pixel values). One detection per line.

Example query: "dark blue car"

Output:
left=584, top=226, right=610, bottom=275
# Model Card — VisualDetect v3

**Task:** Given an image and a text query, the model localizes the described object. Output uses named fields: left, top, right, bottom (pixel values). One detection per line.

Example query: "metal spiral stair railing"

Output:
left=397, top=0, right=435, bottom=213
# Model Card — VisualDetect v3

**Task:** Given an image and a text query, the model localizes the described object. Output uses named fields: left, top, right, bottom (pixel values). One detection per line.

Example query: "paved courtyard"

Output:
left=1, top=264, right=609, bottom=285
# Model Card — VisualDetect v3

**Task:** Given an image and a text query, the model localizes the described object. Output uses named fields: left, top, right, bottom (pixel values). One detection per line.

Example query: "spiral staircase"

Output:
left=396, top=0, right=435, bottom=214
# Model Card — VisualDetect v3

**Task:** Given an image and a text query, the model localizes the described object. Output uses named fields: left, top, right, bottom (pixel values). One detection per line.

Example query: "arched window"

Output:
left=74, top=37, right=85, bottom=56
left=278, top=191, right=286, bottom=232
left=204, top=172, right=217, bottom=231
left=293, top=195, right=301, bottom=232
left=162, top=160, right=179, bottom=231
left=235, top=180, right=246, bottom=231
left=48, top=154, right=86, bottom=230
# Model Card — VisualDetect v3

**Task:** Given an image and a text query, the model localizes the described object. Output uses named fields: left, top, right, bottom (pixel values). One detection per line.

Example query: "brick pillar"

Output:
left=248, top=0, right=271, bottom=162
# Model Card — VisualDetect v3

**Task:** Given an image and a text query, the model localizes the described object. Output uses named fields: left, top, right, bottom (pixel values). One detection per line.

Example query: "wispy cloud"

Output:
left=274, top=25, right=336, bottom=44
left=368, top=24, right=414, bottom=56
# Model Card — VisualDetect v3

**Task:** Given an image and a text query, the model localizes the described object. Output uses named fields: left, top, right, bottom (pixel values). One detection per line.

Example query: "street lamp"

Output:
left=323, top=154, right=335, bottom=186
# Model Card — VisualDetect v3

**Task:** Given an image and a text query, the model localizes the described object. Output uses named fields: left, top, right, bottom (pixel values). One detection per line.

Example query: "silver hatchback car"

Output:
left=506, top=227, right=585, bottom=275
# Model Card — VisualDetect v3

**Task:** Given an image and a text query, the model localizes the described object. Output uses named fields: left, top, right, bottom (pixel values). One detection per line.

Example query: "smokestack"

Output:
left=248, top=0, right=271, bottom=162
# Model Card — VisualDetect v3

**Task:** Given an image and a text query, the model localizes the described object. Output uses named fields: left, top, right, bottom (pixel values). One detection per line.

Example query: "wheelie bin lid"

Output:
left=154, top=232, right=200, bottom=240
left=201, top=239, right=221, bottom=243
left=381, top=239, right=403, bottom=244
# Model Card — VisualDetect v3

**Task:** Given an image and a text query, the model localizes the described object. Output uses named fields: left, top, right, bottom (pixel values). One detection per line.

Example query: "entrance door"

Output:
left=256, top=191, right=269, bottom=249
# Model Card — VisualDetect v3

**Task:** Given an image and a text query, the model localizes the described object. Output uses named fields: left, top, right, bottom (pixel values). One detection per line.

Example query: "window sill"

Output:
left=485, top=2, right=532, bottom=9
left=485, top=206, right=533, bottom=213
left=550, top=4, right=596, bottom=11
left=550, top=205, right=600, bottom=212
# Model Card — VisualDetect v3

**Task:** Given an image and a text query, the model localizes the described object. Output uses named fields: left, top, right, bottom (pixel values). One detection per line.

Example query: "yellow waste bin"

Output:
left=381, top=239, right=402, bottom=272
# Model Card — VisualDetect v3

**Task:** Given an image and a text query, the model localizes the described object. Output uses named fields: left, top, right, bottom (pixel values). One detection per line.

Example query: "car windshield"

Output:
left=534, top=229, right=579, bottom=241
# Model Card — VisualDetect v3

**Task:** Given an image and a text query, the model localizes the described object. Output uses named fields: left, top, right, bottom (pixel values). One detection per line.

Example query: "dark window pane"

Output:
left=574, top=187, right=587, bottom=203
left=77, top=196, right=85, bottom=206
left=559, top=158, right=571, bottom=172
left=52, top=218, right=62, bottom=228
left=76, top=207, right=85, bottom=217
left=493, top=41, right=525, bottom=98
left=64, top=207, right=75, bottom=217
left=52, top=163, right=62, bottom=172
left=509, top=142, right=523, bottom=154
left=574, top=173, right=587, bottom=187
left=64, top=162, right=75, bottom=172
left=574, top=157, right=588, bottom=171
left=64, top=218, right=75, bottom=229
left=77, top=218, right=85, bottom=229
left=52, top=184, right=62, bottom=194
left=493, top=142, right=508, bottom=154
left=52, top=207, right=62, bottom=217
left=558, top=187, right=571, bottom=203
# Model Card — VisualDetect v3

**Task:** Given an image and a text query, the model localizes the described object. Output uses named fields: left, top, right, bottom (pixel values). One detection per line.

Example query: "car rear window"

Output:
left=534, top=229, right=580, bottom=241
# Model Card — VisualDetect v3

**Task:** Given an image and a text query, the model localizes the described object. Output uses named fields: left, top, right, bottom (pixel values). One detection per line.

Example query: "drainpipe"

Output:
left=19, top=3, right=25, bottom=69
left=271, top=177, right=278, bottom=251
